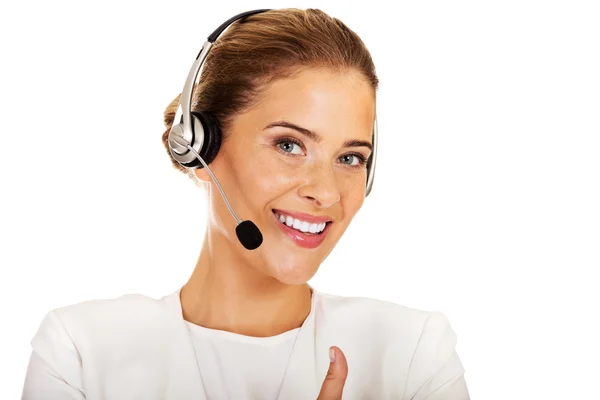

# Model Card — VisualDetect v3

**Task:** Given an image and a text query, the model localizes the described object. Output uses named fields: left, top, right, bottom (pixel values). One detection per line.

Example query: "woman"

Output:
left=21, top=8, right=469, bottom=400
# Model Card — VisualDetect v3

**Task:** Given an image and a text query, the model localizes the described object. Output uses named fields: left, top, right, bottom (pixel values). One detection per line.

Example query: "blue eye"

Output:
left=339, top=154, right=367, bottom=167
left=278, top=142, right=301, bottom=154
left=275, top=138, right=304, bottom=155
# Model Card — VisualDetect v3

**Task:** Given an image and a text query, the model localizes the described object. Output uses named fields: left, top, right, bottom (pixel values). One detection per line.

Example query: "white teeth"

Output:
left=275, top=212, right=328, bottom=234
left=300, top=221, right=309, bottom=232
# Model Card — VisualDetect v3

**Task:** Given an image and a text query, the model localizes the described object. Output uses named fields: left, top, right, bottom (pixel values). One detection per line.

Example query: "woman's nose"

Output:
left=296, top=164, right=341, bottom=209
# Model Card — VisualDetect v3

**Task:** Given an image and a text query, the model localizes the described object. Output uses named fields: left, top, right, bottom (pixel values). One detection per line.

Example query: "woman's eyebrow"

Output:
left=264, top=120, right=320, bottom=142
left=344, top=139, right=373, bottom=151
left=263, top=120, right=373, bottom=151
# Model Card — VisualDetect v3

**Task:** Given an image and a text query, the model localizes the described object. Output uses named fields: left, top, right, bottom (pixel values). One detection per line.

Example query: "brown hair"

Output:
left=161, top=8, right=379, bottom=180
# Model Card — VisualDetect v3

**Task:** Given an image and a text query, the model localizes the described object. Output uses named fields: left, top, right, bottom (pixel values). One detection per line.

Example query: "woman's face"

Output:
left=197, top=67, right=376, bottom=284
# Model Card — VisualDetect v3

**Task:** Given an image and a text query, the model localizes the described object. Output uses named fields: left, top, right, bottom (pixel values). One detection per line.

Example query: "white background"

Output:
left=1, top=0, right=599, bottom=398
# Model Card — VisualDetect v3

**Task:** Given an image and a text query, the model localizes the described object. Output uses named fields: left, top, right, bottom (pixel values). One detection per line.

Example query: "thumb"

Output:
left=316, top=346, right=348, bottom=400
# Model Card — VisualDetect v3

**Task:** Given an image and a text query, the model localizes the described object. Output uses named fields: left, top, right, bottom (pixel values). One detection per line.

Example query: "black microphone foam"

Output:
left=235, top=220, right=263, bottom=250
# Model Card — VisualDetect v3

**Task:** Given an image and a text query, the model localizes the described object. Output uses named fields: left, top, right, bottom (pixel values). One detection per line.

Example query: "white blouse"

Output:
left=185, top=321, right=300, bottom=399
left=21, top=286, right=470, bottom=399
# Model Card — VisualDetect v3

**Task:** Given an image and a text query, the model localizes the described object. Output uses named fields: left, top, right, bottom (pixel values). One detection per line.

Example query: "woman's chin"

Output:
left=267, top=261, right=320, bottom=285
left=257, top=227, right=335, bottom=284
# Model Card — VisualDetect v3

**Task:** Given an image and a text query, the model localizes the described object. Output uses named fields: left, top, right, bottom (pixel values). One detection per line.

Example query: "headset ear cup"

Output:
left=191, top=111, right=222, bottom=168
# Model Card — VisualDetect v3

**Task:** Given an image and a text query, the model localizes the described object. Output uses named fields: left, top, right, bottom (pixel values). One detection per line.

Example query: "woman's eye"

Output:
left=339, top=154, right=365, bottom=166
left=278, top=141, right=303, bottom=155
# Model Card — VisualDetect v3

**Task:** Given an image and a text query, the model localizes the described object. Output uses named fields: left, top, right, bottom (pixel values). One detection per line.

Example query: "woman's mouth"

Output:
left=271, top=210, right=332, bottom=249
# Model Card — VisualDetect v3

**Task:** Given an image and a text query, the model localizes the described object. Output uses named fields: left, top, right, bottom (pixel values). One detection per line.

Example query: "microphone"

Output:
left=170, top=135, right=263, bottom=250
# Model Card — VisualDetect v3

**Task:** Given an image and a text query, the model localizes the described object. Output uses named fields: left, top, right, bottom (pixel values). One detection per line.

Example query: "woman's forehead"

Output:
left=243, top=68, right=376, bottom=140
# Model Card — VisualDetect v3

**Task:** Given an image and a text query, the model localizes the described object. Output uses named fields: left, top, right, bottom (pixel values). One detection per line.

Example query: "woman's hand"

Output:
left=316, top=346, right=348, bottom=400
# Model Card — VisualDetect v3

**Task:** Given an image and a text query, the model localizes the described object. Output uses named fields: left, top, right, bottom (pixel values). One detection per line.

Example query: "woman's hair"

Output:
left=161, top=8, right=379, bottom=181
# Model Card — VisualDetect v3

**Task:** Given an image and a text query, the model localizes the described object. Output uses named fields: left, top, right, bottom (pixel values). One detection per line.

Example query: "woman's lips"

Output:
left=271, top=211, right=331, bottom=249
left=272, top=209, right=332, bottom=224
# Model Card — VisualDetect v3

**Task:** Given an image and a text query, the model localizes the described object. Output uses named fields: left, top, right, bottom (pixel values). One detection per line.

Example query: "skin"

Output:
left=179, top=67, right=376, bottom=350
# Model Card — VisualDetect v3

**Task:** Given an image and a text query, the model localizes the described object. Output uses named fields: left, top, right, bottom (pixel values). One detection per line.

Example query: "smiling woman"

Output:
left=21, top=8, right=470, bottom=400
left=187, top=67, right=376, bottom=284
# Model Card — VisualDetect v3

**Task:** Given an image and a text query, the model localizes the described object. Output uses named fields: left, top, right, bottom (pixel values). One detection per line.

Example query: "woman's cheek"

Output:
left=251, top=157, right=305, bottom=193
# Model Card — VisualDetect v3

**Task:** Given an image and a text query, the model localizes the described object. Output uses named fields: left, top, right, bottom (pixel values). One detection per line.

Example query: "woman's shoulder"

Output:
left=41, top=291, right=173, bottom=331
left=312, top=289, right=467, bottom=398
left=25, top=290, right=186, bottom=398
left=313, top=288, right=450, bottom=332
left=55, top=291, right=170, bottom=317
left=312, top=289, right=461, bottom=363
left=31, top=290, right=179, bottom=353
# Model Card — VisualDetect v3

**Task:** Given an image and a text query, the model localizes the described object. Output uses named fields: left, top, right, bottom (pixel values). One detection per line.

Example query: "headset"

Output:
left=167, top=9, right=378, bottom=250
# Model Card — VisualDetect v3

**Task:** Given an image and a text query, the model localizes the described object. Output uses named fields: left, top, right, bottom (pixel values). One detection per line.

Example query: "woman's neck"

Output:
left=179, top=231, right=313, bottom=337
